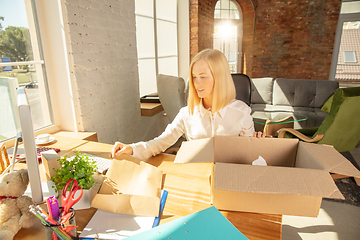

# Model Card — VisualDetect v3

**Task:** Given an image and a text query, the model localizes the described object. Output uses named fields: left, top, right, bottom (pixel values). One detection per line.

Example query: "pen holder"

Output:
left=61, top=207, right=77, bottom=238
left=42, top=207, right=77, bottom=240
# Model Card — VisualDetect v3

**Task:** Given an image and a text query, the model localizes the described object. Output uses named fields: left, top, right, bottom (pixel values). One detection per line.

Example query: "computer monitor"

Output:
left=17, top=87, right=43, bottom=204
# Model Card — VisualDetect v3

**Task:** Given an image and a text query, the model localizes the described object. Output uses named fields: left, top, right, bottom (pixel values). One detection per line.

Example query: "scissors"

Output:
left=61, top=179, right=83, bottom=215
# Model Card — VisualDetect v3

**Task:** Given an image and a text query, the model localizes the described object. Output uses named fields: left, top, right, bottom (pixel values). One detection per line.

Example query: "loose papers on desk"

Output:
left=126, top=206, right=248, bottom=240
left=79, top=209, right=155, bottom=239
left=91, top=160, right=163, bottom=217
left=79, top=190, right=168, bottom=239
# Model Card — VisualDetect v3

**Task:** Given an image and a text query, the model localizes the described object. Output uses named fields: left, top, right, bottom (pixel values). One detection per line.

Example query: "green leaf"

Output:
left=51, top=151, right=97, bottom=191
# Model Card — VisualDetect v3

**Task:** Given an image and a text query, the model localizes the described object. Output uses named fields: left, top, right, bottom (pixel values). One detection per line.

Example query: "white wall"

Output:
left=37, top=0, right=188, bottom=144
left=178, top=0, right=190, bottom=81
left=61, top=0, right=170, bottom=144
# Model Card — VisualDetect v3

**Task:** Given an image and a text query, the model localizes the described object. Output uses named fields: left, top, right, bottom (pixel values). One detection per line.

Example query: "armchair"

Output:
left=278, top=87, right=360, bottom=153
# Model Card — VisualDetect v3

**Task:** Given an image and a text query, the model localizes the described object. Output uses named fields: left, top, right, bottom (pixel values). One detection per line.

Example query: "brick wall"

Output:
left=63, top=0, right=167, bottom=144
left=252, top=0, right=341, bottom=79
left=191, top=0, right=341, bottom=80
left=190, top=0, right=255, bottom=73
left=190, top=0, right=199, bottom=60
left=238, top=0, right=255, bottom=75
left=198, top=0, right=218, bottom=53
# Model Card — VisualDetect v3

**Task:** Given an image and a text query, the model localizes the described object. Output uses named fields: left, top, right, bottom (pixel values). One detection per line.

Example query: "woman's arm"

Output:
left=131, top=110, right=186, bottom=160
left=113, top=108, right=187, bottom=161
left=240, top=105, right=255, bottom=136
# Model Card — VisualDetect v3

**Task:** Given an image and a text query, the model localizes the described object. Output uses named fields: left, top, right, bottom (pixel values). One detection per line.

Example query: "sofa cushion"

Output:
left=251, top=103, right=294, bottom=112
left=273, top=78, right=339, bottom=108
left=250, top=78, right=274, bottom=104
left=250, top=105, right=329, bottom=129
left=292, top=108, right=328, bottom=129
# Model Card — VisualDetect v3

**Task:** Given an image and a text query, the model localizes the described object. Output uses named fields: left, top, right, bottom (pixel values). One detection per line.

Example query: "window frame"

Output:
left=1, top=0, right=80, bottom=148
left=135, top=0, right=179, bottom=97
left=343, top=50, right=358, bottom=63
left=329, top=0, right=360, bottom=80
left=213, top=0, right=243, bottom=73
left=0, top=0, right=60, bottom=147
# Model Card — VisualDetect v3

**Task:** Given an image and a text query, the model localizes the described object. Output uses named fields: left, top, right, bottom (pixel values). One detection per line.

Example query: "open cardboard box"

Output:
left=174, top=136, right=360, bottom=217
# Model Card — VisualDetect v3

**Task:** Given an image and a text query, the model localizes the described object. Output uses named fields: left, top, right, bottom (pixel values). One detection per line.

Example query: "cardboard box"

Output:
left=174, top=136, right=360, bottom=217
left=41, top=150, right=61, bottom=181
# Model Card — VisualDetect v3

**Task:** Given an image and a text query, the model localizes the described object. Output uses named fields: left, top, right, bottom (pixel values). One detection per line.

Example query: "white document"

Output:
left=79, top=209, right=155, bottom=239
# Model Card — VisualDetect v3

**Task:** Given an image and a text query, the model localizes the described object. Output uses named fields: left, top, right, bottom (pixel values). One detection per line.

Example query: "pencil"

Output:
left=29, top=207, right=71, bottom=240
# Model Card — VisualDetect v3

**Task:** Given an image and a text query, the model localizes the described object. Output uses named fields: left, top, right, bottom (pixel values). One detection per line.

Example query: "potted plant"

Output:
left=51, top=151, right=103, bottom=210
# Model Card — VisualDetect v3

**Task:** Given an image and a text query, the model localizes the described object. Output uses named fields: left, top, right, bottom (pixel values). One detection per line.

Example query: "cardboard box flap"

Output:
left=91, top=160, right=162, bottom=216
left=213, top=136, right=298, bottom=166
left=175, top=138, right=214, bottom=163
left=295, top=142, right=325, bottom=170
left=175, top=136, right=299, bottom=167
left=214, top=163, right=344, bottom=199
left=300, top=142, right=360, bottom=179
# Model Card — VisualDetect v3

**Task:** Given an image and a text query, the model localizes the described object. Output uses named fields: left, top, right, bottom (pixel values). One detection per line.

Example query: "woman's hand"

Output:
left=111, top=141, right=133, bottom=158
left=253, top=131, right=272, bottom=138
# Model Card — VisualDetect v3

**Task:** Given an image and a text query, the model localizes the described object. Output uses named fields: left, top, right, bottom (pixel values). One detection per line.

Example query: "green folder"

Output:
left=127, top=206, right=248, bottom=240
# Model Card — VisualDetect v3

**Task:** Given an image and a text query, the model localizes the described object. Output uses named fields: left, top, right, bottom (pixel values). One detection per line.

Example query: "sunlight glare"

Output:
left=219, top=22, right=233, bottom=39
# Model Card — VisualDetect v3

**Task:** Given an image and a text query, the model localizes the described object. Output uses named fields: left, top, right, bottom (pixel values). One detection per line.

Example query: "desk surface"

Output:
left=15, top=135, right=282, bottom=240
left=141, top=102, right=164, bottom=117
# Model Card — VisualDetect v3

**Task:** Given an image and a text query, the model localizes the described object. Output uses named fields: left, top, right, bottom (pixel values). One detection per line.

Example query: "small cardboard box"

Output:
left=174, top=136, right=360, bottom=217
left=41, top=150, right=61, bottom=181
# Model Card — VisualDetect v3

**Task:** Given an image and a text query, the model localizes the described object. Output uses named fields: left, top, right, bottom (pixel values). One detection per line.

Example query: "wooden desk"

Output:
left=52, top=131, right=98, bottom=142
left=140, top=102, right=164, bottom=116
left=15, top=139, right=282, bottom=240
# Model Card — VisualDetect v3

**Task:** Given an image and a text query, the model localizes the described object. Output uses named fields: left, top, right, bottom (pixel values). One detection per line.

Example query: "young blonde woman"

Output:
left=112, top=49, right=263, bottom=161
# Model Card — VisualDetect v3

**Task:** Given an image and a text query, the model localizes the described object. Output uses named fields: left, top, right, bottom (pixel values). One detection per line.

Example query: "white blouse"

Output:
left=131, top=99, right=255, bottom=160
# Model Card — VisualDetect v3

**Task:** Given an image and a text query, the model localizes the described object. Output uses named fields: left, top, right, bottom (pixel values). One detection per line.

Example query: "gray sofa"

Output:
left=249, top=78, right=339, bottom=129
left=164, top=74, right=339, bottom=130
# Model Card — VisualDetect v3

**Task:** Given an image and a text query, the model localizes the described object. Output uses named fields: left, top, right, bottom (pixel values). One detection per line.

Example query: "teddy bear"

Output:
left=0, top=169, right=36, bottom=240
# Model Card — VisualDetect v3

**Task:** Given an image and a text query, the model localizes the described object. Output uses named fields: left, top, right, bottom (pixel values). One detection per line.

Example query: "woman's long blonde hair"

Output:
left=188, top=49, right=236, bottom=114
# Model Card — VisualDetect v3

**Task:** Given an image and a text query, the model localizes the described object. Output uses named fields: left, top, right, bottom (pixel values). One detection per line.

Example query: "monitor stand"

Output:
left=25, top=181, right=58, bottom=201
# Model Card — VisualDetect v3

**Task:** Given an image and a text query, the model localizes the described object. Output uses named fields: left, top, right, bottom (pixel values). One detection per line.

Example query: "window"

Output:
left=0, top=0, right=53, bottom=142
left=330, top=0, right=360, bottom=80
left=341, top=1, right=360, bottom=14
left=344, top=51, right=358, bottom=63
left=135, top=0, right=178, bottom=97
left=213, top=0, right=242, bottom=73
left=214, top=0, right=240, bottom=19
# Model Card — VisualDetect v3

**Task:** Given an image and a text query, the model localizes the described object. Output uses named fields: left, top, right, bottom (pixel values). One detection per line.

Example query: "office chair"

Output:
left=156, top=74, right=187, bottom=151
left=231, top=73, right=251, bottom=106
left=156, top=74, right=186, bottom=123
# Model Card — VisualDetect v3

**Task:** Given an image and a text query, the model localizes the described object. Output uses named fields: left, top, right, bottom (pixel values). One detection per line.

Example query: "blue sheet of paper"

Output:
left=127, top=206, right=248, bottom=240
